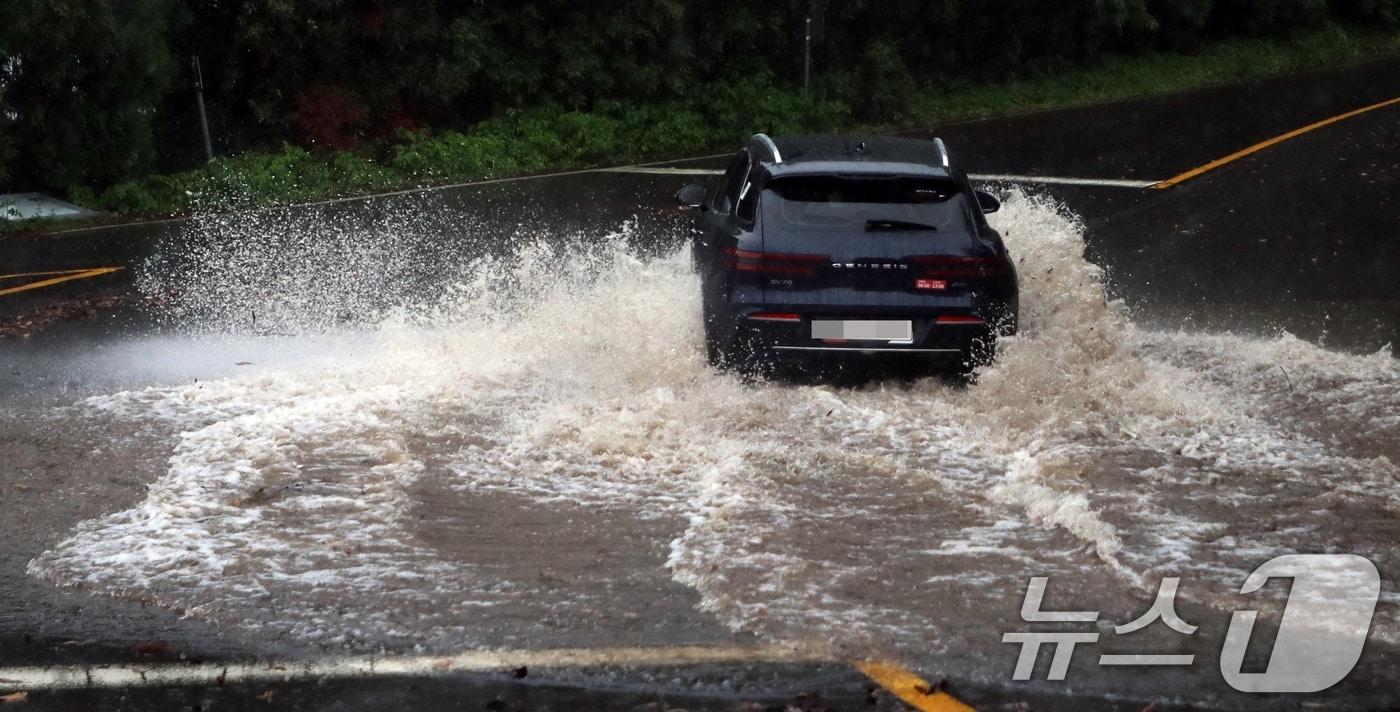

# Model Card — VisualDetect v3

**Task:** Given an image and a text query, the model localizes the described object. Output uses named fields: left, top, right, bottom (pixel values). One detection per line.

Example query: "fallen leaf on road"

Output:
left=0, top=293, right=166, bottom=339
left=256, top=689, right=277, bottom=702
left=0, top=691, right=27, bottom=703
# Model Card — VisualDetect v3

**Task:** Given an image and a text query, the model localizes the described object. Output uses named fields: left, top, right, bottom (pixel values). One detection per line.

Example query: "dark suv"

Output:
left=676, top=134, right=1019, bottom=374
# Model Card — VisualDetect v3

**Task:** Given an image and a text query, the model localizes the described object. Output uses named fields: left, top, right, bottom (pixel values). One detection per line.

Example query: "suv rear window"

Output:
left=761, top=176, right=963, bottom=233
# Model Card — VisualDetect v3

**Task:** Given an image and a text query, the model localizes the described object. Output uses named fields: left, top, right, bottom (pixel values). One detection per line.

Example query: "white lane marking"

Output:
left=597, top=166, right=724, bottom=175
left=970, top=173, right=1158, bottom=188
left=293, top=153, right=733, bottom=207
left=599, top=166, right=1159, bottom=188
left=40, top=154, right=735, bottom=238
left=40, top=157, right=1153, bottom=239
left=0, top=645, right=831, bottom=691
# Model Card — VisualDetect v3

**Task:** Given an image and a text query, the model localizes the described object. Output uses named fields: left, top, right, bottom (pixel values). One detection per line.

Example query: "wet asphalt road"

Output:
left=1, top=57, right=1398, bottom=710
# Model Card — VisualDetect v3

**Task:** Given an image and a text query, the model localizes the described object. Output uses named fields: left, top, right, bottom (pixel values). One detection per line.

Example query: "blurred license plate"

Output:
left=811, top=320, right=912, bottom=341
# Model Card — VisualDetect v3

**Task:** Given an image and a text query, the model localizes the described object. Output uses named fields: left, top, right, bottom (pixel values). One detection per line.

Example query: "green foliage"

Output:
left=68, top=18, right=1400, bottom=222
left=854, top=40, right=920, bottom=122
left=595, top=101, right=711, bottom=157
left=698, top=75, right=851, bottom=139
left=390, top=131, right=515, bottom=183
left=85, top=144, right=395, bottom=214
left=0, top=0, right=182, bottom=192
left=3, top=0, right=1398, bottom=218
left=77, top=76, right=854, bottom=215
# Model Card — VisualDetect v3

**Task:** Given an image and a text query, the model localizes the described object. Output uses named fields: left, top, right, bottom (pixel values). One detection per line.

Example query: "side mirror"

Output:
left=675, top=183, right=707, bottom=210
left=974, top=189, right=1001, bottom=214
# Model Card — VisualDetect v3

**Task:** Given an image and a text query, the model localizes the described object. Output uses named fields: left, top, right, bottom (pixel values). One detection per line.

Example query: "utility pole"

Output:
left=192, top=56, right=214, bottom=163
left=803, top=17, right=812, bottom=91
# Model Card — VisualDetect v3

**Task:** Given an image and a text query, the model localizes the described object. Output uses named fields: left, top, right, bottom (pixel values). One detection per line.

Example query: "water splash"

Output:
left=31, top=190, right=1400, bottom=663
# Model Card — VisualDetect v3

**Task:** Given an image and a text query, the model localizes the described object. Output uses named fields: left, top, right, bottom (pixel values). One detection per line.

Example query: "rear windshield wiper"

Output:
left=865, top=219, right=938, bottom=232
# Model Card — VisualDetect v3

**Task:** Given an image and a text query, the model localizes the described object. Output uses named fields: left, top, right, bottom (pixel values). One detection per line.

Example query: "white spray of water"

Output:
left=30, top=190, right=1400, bottom=659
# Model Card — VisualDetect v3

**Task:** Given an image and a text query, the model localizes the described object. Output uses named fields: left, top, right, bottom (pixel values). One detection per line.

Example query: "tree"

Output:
left=0, top=0, right=182, bottom=192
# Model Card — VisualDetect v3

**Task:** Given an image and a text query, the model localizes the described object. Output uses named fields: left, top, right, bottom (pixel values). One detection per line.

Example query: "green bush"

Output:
left=855, top=40, right=920, bottom=122
left=84, top=144, right=389, bottom=215
left=698, top=76, right=851, bottom=139
left=329, top=152, right=396, bottom=192
left=545, top=111, right=621, bottom=163
left=619, top=105, right=716, bottom=157
left=390, top=131, right=516, bottom=182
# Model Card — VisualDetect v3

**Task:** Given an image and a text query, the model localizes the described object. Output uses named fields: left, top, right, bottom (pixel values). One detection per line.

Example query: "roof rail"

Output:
left=750, top=133, right=783, bottom=164
left=933, top=138, right=950, bottom=168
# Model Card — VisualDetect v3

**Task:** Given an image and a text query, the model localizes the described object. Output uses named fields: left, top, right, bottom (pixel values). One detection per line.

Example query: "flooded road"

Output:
left=12, top=187, right=1399, bottom=706
left=3, top=61, right=1399, bottom=710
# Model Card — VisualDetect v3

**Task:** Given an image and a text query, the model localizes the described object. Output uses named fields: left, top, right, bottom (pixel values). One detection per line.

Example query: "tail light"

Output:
left=909, top=255, right=1006, bottom=279
left=723, top=248, right=829, bottom=275
left=748, top=312, right=802, bottom=323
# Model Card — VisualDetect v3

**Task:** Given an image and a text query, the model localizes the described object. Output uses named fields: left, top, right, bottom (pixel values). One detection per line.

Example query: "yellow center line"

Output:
left=0, top=267, right=123, bottom=298
left=0, top=268, right=110, bottom=281
left=1152, top=95, right=1400, bottom=190
left=855, top=659, right=976, bottom=712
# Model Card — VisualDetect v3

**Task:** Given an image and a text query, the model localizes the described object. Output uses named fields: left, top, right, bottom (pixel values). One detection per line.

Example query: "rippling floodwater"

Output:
left=28, top=191, right=1399, bottom=693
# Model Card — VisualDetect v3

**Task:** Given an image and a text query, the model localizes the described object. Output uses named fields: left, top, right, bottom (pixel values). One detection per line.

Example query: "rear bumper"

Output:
left=735, top=310, right=996, bottom=361
left=772, top=345, right=962, bottom=354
